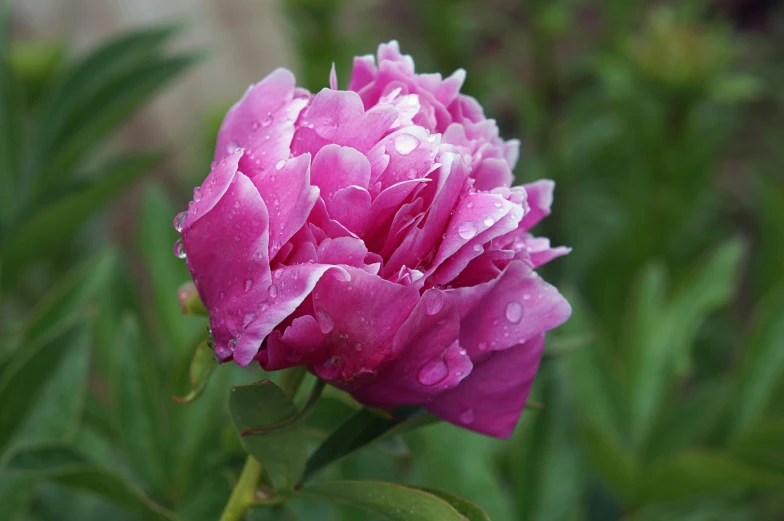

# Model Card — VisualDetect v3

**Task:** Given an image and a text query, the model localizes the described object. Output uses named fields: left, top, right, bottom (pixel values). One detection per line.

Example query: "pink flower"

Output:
left=175, top=41, right=571, bottom=438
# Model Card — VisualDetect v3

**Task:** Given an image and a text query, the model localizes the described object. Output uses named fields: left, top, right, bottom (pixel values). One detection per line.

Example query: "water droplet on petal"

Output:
left=467, top=201, right=474, bottom=209
left=242, top=313, right=256, bottom=328
left=406, top=168, right=417, bottom=179
left=460, top=409, right=476, bottom=424
left=394, top=134, right=419, bottom=155
left=478, top=341, right=489, bottom=351
left=268, top=284, right=278, bottom=298
left=353, top=342, right=363, bottom=351
left=173, top=211, right=187, bottom=232
left=317, top=309, right=335, bottom=334
left=317, top=356, right=342, bottom=379
left=523, top=293, right=531, bottom=301
left=418, top=354, right=449, bottom=386
left=473, top=244, right=483, bottom=252
left=244, top=279, right=253, bottom=292
left=275, top=159, right=286, bottom=170
left=227, top=140, right=239, bottom=154
left=193, top=186, right=202, bottom=202
left=423, top=291, right=444, bottom=316
left=505, top=301, right=524, bottom=323
left=261, top=112, right=273, bottom=127
left=173, top=239, right=186, bottom=259
left=458, top=221, right=476, bottom=240
left=483, top=216, right=495, bottom=227
left=228, top=338, right=238, bottom=352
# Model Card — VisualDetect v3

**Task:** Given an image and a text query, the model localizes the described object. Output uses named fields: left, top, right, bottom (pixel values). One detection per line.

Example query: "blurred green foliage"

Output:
left=1, top=0, right=784, bottom=520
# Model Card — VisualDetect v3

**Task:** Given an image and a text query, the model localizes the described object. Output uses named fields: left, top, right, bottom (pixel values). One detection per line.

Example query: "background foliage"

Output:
left=2, top=0, right=784, bottom=519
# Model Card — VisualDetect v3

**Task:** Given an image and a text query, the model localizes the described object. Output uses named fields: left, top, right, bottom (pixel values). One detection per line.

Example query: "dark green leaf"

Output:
left=229, top=380, right=307, bottom=490
left=728, top=282, right=784, bottom=438
left=730, top=420, right=784, bottom=475
left=1, top=153, right=162, bottom=286
left=0, top=5, right=23, bottom=224
left=5, top=444, right=178, bottom=521
left=302, top=480, right=470, bottom=521
left=304, top=406, right=438, bottom=481
left=113, top=315, right=169, bottom=494
left=580, top=422, right=635, bottom=501
left=636, top=450, right=784, bottom=503
left=413, top=487, right=491, bottom=521
left=0, top=320, right=87, bottom=458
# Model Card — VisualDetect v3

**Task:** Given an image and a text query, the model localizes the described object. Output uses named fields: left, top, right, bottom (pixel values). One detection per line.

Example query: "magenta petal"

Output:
left=183, top=149, right=243, bottom=230
left=525, top=237, right=572, bottom=268
left=426, top=334, right=545, bottom=438
left=353, top=289, right=472, bottom=407
left=251, top=153, right=318, bottom=258
left=309, top=267, right=420, bottom=381
left=473, top=158, right=514, bottom=191
left=326, top=186, right=373, bottom=237
left=181, top=164, right=272, bottom=361
left=456, top=261, right=571, bottom=358
left=263, top=315, right=324, bottom=371
left=520, top=180, right=554, bottom=231
left=234, top=263, right=349, bottom=365
left=215, top=68, right=308, bottom=170
left=311, top=144, right=372, bottom=196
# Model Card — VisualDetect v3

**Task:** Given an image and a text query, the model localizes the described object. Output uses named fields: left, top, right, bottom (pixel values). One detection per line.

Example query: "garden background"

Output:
left=2, top=0, right=784, bottom=519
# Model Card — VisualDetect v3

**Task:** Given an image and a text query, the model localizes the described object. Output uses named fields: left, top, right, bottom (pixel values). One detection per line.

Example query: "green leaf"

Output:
left=580, top=422, right=635, bottom=501
left=629, top=239, right=743, bottom=448
left=302, top=480, right=471, bottom=521
left=0, top=5, right=23, bottom=224
left=173, top=339, right=217, bottom=405
left=137, top=184, right=202, bottom=359
left=728, top=282, right=784, bottom=438
left=113, top=315, right=169, bottom=494
left=1, top=153, right=162, bottom=286
left=36, top=54, right=197, bottom=183
left=730, top=420, right=784, bottom=475
left=413, top=487, right=491, bottom=521
left=510, top=361, right=583, bottom=521
left=0, top=319, right=87, bottom=458
left=636, top=450, right=784, bottom=503
left=304, top=406, right=438, bottom=481
left=4, top=444, right=178, bottom=521
left=229, top=380, right=307, bottom=491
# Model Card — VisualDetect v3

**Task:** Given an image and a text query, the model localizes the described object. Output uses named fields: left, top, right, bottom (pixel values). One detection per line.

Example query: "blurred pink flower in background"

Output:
left=174, top=41, right=571, bottom=438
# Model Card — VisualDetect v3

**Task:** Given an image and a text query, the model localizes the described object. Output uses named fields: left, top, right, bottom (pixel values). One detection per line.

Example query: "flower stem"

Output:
left=218, top=367, right=307, bottom=521
left=218, top=456, right=263, bottom=521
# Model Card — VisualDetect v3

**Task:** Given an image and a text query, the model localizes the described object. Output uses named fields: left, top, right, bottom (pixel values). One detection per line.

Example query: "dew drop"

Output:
left=242, top=313, right=256, bottom=328
left=193, top=186, right=202, bottom=202
left=261, top=112, right=273, bottom=127
left=483, top=216, right=495, bottom=227
left=317, top=356, right=342, bottom=380
left=275, top=159, right=286, bottom=170
left=523, top=293, right=531, bottom=301
left=220, top=292, right=225, bottom=300
left=173, top=239, right=186, bottom=259
left=173, top=211, right=187, bottom=232
left=473, top=244, right=483, bottom=252
left=394, top=134, right=419, bottom=155
left=505, top=301, right=524, bottom=323
left=467, top=201, right=474, bottom=209
left=459, top=409, right=476, bottom=424
left=458, top=221, right=476, bottom=240
left=418, top=354, right=449, bottom=386
left=317, top=309, right=335, bottom=334
left=228, top=338, right=238, bottom=352
left=353, top=342, right=364, bottom=351
left=227, top=140, right=239, bottom=154
left=268, top=284, right=278, bottom=298
left=478, top=341, right=489, bottom=351
left=244, top=279, right=253, bottom=292
left=406, top=168, right=417, bottom=179
left=423, top=291, right=444, bottom=316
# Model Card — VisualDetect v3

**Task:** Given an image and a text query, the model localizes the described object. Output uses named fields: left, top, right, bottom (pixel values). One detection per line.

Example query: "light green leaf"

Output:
left=173, top=339, right=217, bottom=405
left=302, top=480, right=471, bottom=521
left=113, top=315, right=170, bottom=495
left=629, top=239, right=743, bottom=448
left=137, top=184, right=202, bottom=359
left=413, top=487, right=491, bottom=521
left=729, top=282, right=784, bottom=438
left=229, top=380, right=307, bottom=491
left=1, top=153, right=162, bottom=286
left=5, top=444, right=178, bottom=521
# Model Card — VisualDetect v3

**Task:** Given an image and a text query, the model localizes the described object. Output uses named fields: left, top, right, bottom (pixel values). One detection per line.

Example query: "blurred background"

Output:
left=1, top=0, right=784, bottom=520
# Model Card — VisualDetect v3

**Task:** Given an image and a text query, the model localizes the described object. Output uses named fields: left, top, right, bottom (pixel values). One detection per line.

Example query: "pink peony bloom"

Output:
left=174, top=41, right=570, bottom=438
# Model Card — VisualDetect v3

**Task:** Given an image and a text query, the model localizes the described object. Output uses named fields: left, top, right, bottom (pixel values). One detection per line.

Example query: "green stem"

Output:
left=218, top=456, right=263, bottom=521
left=217, top=367, right=307, bottom=521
